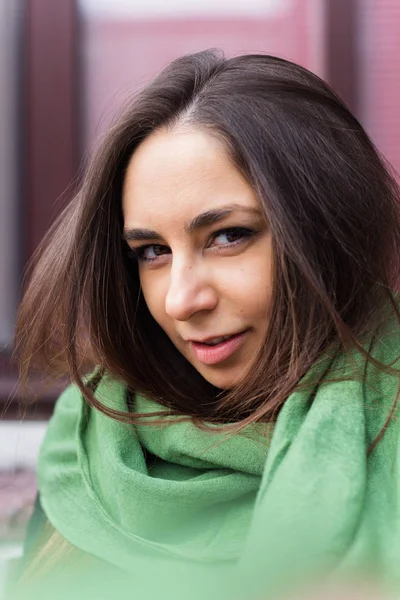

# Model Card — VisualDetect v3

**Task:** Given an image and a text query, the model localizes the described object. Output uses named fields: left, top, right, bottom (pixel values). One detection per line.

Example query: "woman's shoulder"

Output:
left=53, top=373, right=128, bottom=412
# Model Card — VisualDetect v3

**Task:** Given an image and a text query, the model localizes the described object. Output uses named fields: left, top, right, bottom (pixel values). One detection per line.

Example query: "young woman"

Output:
left=11, top=49, right=400, bottom=599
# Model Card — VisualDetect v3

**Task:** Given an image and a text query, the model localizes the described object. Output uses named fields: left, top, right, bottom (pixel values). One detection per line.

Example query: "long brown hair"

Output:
left=14, top=49, right=400, bottom=428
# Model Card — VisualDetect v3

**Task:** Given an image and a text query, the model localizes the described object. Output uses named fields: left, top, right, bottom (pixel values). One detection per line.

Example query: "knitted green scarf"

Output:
left=32, top=324, right=400, bottom=599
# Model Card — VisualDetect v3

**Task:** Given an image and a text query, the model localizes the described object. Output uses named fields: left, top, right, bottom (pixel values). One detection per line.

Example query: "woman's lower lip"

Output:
left=190, top=331, right=248, bottom=365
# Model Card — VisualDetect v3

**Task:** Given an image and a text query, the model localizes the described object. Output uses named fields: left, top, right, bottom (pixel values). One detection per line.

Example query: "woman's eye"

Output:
left=128, top=227, right=257, bottom=263
left=210, top=227, right=255, bottom=247
left=132, top=244, right=170, bottom=262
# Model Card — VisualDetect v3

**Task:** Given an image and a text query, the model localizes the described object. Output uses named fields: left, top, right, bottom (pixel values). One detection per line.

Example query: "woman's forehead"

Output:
left=123, top=127, right=227, bottom=190
left=122, top=128, right=260, bottom=229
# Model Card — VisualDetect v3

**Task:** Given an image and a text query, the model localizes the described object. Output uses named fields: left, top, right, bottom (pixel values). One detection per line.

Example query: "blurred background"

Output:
left=0, top=0, right=399, bottom=585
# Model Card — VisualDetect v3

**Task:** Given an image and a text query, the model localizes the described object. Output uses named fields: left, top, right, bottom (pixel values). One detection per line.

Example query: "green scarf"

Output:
left=33, top=324, right=400, bottom=599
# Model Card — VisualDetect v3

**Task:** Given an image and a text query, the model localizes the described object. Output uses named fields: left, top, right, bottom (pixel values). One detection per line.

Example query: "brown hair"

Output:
left=14, top=49, right=400, bottom=429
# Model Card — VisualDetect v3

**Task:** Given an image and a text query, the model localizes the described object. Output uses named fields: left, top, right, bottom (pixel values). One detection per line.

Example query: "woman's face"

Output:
left=122, top=127, right=273, bottom=389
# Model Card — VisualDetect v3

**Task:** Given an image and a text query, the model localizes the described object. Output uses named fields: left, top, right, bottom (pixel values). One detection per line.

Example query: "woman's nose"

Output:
left=165, top=260, right=218, bottom=322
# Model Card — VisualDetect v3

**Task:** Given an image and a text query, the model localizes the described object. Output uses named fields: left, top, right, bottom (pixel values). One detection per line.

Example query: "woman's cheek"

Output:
left=140, top=274, right=164, bottom=318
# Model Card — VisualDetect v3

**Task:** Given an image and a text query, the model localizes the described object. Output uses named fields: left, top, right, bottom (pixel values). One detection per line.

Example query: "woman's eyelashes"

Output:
left=128, top=227, right=260, bottom=264
left=210, top=227, right=257, bottom=248
left=129, top=244, right=170, bottom=263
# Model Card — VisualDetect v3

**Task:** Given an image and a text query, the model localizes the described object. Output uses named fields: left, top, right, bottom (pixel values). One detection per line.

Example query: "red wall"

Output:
left=359, top=0, right=400, bottom=174
left=82, top=0, right=325, bottom=147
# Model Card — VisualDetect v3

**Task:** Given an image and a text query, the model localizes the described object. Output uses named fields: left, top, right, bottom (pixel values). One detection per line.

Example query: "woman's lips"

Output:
left=190, top=330, right=248, bottom=365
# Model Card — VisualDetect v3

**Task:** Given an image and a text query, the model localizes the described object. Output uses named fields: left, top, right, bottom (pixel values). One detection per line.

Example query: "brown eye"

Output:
left=210, top=227, right=255, bottom=247
left=131, top=244, right=171, bottom=263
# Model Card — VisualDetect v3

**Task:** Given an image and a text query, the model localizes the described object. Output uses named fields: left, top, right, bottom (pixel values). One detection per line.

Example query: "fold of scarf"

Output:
left=36, top=322, right=400, bottom=599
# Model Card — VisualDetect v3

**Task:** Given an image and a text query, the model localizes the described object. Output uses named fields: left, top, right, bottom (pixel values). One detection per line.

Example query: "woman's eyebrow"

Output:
left=122, top=204, right=262, bottom=241
left=122, top=227, right=160, bottom=242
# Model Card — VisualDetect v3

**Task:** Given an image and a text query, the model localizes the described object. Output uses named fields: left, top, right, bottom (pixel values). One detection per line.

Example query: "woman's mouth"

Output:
left=190, top=330, right=249, bottom=365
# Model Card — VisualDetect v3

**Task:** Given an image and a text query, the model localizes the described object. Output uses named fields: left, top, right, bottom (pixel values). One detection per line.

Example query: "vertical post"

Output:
left=325, top=0, right=359, bottom=115
left=0, top=0, right=80, bottom=411
left=0, top=0, right=20, bottom=349
left=24, top=0, right=80, bottom=260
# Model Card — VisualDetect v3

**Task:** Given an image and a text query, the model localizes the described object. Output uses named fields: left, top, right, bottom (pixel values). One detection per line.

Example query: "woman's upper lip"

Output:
left=185, top=330, right=247, bottom=344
